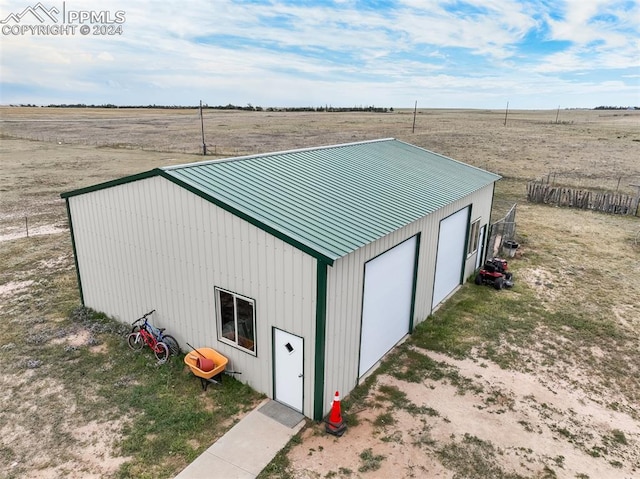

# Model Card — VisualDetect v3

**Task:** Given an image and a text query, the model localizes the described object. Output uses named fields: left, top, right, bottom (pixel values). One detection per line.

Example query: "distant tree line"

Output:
left=10, top=103, right=393, bottom=112
left=594, top=106, right=639, bottom=110
left=10, top=103, right=638, bottom=111
left=262, top=105, right=393, bottom=113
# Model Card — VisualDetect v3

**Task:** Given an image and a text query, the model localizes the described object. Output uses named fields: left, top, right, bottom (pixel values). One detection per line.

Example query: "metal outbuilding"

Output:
left=61, top=138, right=501, bottom=420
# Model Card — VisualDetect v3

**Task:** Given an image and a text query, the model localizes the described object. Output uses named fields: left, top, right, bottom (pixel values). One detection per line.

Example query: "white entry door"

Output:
left=274, top=328, right=304, bottom=412
left=359, top=236, right=417, bottom=378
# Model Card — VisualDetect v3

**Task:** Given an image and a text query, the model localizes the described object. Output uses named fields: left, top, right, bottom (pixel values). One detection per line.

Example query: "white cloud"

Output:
left=545, top=0, right=638, bottom=46
left=0, top=0, right=638, bottom=108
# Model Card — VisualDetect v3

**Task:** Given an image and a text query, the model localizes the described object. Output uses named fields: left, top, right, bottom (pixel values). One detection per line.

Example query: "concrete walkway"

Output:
left=174, top=399, right=306, bottom=479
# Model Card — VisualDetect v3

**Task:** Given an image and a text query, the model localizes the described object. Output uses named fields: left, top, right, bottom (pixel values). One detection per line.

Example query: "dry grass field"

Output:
left=1, top=107, right=639, bottom=478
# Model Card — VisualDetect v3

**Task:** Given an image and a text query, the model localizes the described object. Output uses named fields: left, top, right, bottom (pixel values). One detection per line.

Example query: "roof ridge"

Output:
left=162, top=138, right=396, bottom=171
left=393, top=138, right=502, bottom=176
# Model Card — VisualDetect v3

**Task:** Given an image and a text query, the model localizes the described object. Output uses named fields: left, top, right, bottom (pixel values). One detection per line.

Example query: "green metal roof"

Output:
left=162, top=138, right=500, bottom=262
left=62, top=139, right=501, bottom=265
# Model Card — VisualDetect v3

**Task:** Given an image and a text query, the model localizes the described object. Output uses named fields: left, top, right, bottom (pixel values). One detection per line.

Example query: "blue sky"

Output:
left=0, top=0, right=638, bottom=108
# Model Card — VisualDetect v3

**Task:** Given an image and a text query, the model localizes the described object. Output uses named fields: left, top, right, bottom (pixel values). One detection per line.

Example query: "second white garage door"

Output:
left=359, top=236, right=418, bottom=378
left=432, top=207, right=469, bottom=308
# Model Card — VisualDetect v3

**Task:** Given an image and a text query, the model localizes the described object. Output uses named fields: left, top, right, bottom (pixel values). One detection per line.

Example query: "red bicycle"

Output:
left=129, top=310, right=180, bottom=356
left=127, top=310, right=170, bottom=364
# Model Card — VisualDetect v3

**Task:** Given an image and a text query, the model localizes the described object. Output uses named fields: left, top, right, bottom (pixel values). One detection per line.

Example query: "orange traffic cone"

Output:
left=325, top=390, right=347, bottom=436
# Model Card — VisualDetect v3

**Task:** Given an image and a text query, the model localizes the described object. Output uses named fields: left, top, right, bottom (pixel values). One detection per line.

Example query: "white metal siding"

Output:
left=322, top=184, right=494, bottom=416
left=69, top=176, right=317, bottom=415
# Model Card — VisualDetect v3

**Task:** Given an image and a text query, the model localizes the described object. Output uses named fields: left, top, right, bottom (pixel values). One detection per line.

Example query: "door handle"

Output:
left=298, top=373, right=303, bottom=378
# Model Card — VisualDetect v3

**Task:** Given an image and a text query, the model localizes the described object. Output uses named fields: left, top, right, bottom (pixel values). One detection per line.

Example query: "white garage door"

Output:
left=359, top=236, right=417, bottom=378
left=432, top=207, right=469, bottom=308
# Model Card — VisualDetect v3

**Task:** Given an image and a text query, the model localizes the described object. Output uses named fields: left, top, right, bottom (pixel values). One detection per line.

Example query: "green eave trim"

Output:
left=158, top=170, right=335, bottom=266
left=64, top=198, right=84, bottom=305
left=60, top=169, right=162, bottom=198
left=313, top=261, right=328, bottom=421
left=59, top=168, right=334, bottom=266
left=408, top=232, right=421, bottom=331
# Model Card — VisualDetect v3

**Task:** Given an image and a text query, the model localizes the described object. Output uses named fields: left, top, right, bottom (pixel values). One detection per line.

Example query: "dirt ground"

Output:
left=1, top=107, right=639, bottom=478
left=2, top=106, right=639, bottom=193
left=287, top=347, right=640, bottom=479
left=283, top=197, right=640, bottom=479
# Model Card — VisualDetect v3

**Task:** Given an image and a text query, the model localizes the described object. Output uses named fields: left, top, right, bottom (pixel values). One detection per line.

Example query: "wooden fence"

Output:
left=527, top=182, right=640, bottom=216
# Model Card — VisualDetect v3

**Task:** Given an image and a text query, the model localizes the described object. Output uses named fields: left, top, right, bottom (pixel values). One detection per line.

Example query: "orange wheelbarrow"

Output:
left=184, top=347, right=228, bottom=390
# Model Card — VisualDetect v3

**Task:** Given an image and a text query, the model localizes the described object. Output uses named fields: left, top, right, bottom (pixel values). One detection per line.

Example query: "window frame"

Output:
left=215, top=286, right=257, bottom=356
left=467, top=219, right=481, bottom=257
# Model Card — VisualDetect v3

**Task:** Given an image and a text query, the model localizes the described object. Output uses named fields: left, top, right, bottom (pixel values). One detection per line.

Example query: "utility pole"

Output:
left=412, top=100, right=417, bottom=133
left=200, top=100, right=207, bottom=155
left=504, top=101, right=509, bottom=126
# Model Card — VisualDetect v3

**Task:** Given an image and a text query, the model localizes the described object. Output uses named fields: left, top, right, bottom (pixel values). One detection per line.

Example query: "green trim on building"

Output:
left=64, top=198, right=84, bottom=305
left=157, top=171, right=335, bottom=266
left=271, top=327, right=276, bottom=401
left=60, top=168, right=335, bottom=265
left=60, top=169, right=161, bottom=198
left=459, top=206, right=472, bottom=284
left=408, top=232, right=421, bottom=332
left=313, top=261, right=328, bottom=421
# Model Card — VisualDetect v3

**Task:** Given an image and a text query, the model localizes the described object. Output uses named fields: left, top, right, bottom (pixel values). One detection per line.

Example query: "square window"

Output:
left=215, top=287, right=256, bottom=355
left=468, top=219, right=481, bottom=255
